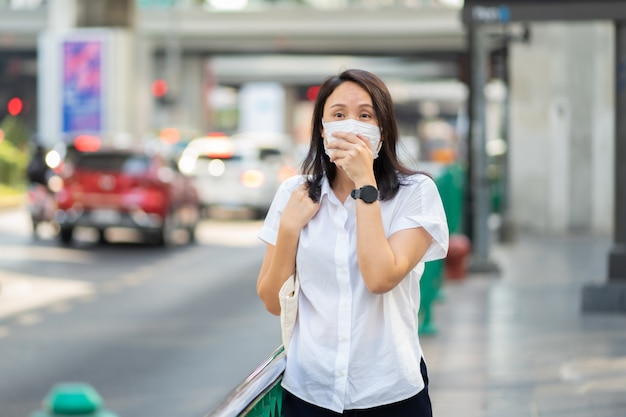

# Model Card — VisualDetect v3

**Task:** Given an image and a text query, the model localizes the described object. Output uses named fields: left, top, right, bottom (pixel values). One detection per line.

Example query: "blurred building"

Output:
left=0, top=0, right=615, bottom=237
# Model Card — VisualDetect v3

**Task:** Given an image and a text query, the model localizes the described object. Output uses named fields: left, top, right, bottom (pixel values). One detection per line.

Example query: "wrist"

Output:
left=279, top=217, right=304, bottom=237
left=353, top=177, right=377, bottom=189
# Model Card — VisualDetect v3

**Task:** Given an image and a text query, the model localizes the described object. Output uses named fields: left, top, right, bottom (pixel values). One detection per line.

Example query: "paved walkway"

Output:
left=0, top=195, right=25, bottom=210
left=422, top=233, right=626, bottom=417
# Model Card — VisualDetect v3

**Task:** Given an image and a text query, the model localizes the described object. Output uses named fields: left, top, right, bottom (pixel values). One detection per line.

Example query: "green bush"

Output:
left=0, top=137, right=28, bottom=188
left=0, top=115, right=30, bottom=149
left=0, top=115, right=30, bottom=191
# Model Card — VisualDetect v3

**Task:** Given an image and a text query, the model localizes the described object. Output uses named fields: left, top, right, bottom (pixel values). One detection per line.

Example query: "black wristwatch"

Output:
left=351, top=185, right=379, bottom=204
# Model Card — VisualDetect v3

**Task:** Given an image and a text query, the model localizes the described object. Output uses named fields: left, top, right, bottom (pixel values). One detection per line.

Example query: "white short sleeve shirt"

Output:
left=257, top=173, right=449, bottom=413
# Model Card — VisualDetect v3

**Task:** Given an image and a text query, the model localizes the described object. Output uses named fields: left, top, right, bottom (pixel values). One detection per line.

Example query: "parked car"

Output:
left=178, top=132, right=298, bottom=219
left=54, top=146, right=201, bottom=245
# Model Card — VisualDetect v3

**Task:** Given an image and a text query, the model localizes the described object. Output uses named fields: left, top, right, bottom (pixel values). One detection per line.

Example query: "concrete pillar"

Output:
left=581, top=20, right=626, bottom=313
left=38, top=0, right=79, bottom=145
left=467, top=24, right=499, bottom=273
left=135, top=36, right=155, bottom=139
left=609, top=21, right=626, bottom=281
left=566, top=25, right=595, bottom=231
left=177, top=55, right=205, bottom=131
left=591, top=25, right=615, bottom=235
left=76, top=0, right=135, bottom=28
left=48, top=0, right=78, bottom=30
left=284, top=85, right=298, bottom=139
left=38, top=0, right=138, bottom=143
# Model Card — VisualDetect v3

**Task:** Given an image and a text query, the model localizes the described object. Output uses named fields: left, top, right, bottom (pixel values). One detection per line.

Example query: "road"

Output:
left=0, top=207, right=279, bottom=417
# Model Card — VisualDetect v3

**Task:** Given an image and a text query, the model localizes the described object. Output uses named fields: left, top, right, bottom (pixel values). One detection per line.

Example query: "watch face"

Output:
left=361, top=185, right=378, bottom=203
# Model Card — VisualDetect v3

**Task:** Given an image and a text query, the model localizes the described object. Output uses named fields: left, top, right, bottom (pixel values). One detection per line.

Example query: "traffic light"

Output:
left=296, top=85, right=320, bottom=102
left=152, top=79, right=174, bottom=106
left=306, top=86, right=320, bottom=102
left=7, top=97, right=23, bottom=116
left=152, top=79, right=168, bottom=98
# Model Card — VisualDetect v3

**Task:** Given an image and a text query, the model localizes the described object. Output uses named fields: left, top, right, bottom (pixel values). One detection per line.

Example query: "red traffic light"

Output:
left=306, top=86, right=320, bottom=102
left=7, top=97, right=23, bottom=116
left=151, top=79, right=168, bottom=98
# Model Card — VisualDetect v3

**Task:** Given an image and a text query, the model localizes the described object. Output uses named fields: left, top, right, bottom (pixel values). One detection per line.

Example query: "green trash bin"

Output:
left=419, top=258, right=444, bottom=335
left=436, top=162, right=465, bottom=236
left=418, top=161, right=466, bottom=335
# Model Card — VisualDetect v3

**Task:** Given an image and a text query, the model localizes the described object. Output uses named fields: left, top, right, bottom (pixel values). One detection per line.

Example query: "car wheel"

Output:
left=30, top=216, right=39, bottom=236
left=187, top=224, right=197, bottom=244
left=187, top=206, right=200, bottom=244
left=97, top=229, right=107, bottom=244
left=59, top=227, right=73, bottom=244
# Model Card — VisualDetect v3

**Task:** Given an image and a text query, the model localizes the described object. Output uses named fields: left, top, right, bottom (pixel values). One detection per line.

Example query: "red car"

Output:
left=55, top=147, right=201, bottom=246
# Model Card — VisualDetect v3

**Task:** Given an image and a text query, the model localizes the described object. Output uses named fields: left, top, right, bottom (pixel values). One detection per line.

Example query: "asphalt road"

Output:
left=0, top=207, right=279, bottom=417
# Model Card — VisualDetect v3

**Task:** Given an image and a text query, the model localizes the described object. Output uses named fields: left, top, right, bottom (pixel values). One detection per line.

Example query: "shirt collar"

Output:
left=320, top=174, right=356, bottom=210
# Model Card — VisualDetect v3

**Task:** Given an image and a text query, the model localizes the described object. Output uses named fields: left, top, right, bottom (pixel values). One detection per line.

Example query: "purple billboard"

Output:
left=62, top=40, right=103, bottom=134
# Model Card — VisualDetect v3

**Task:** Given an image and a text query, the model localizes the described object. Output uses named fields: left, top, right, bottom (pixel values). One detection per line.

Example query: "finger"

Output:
left=329, top=148, right=348, bottom=164
left=327, top=136, right=352, bottom=151
left=355, top=133, right=371, bottom=147
left=331, top=132, right=360, bottom=143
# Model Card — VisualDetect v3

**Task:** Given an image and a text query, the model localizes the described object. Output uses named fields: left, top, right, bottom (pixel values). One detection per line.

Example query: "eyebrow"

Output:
left=328, top=103, right=374, bottom=110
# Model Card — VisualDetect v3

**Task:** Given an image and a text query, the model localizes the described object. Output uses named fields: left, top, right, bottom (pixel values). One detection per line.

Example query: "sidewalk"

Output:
left=0, top=194, right=25, bottom=210
left=421, top=233, right=626, bottom=417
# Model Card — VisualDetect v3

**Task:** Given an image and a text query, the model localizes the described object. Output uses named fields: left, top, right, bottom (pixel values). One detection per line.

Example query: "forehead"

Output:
left=324, top=81, right=372, bottom=109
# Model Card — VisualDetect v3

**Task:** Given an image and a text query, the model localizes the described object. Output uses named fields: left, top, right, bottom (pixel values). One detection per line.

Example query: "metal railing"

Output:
left=204, top=346, right=286, bottom=417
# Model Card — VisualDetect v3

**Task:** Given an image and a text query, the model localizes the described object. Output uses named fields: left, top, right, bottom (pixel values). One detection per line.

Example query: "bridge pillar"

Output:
left=582, top=20, right=626, bottom=313
left=467, top=24, right=500, bottom=274
left=76, top=0, right=135, bottom=28
left=38, top=0, right=139, bottom=146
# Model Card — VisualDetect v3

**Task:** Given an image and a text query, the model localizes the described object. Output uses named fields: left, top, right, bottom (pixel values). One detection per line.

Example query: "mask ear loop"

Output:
left=375, top=139, right=383, bottom=154
left=375, top=127, right=383, bottom=154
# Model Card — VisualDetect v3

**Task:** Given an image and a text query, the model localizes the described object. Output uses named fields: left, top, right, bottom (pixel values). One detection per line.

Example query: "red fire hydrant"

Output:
left=445, top=234, right=471, bottom=280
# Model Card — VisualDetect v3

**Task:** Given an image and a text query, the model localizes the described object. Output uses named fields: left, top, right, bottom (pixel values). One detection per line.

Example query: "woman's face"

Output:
left=321, top=81, right=378, bottom=130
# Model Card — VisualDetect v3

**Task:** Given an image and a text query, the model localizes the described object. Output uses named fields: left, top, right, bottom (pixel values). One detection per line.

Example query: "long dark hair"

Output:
left=301, top=69, right=417, bottom=202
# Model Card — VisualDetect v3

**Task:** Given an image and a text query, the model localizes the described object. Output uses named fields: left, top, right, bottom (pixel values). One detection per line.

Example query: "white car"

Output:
left=178, top=132, right=298, bottom=219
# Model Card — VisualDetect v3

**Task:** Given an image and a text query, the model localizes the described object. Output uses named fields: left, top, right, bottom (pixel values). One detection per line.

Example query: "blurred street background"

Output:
left=1, top=0, right=626, bottom=416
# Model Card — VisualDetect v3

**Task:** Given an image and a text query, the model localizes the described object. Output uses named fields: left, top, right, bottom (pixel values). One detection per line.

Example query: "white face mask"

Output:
left=322, top=119, right=382, bottom=159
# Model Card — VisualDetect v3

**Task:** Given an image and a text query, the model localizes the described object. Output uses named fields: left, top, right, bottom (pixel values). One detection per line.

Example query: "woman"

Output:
left=256, top=69, right=449, bottom=416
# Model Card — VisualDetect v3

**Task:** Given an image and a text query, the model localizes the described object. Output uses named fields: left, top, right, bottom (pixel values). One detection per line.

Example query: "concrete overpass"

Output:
left=0, top=4, right=465, bottom=53
left=0, top=4, right=467, bottom=83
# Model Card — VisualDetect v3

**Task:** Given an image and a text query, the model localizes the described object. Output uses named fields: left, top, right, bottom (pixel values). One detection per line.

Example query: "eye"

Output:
left=359, top=112, right=373, bottom=120
left=332, top=112, right=345, bottom=119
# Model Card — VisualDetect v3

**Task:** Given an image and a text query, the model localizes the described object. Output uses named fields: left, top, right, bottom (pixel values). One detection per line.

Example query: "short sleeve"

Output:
left=257, top=175, right=305, bottom=246
left=390, top=174, right=449, bottom=262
